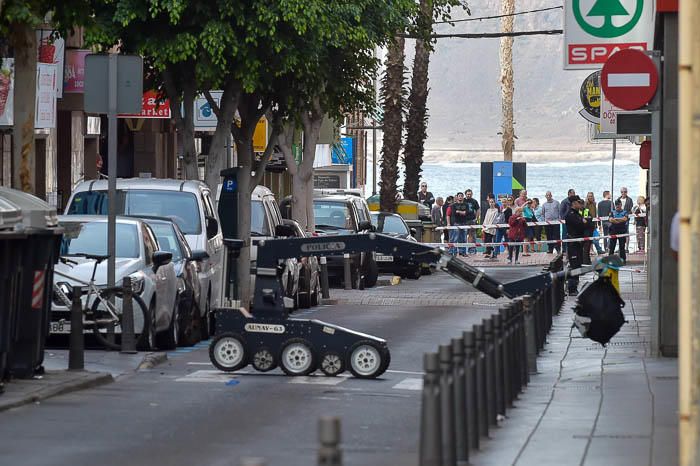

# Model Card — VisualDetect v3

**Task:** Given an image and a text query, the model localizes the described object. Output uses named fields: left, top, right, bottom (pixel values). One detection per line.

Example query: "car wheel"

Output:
left=408, top=266, right=422, bottom=280
left=364, top=256, right=379, bottom=288
left=209, top=332, right=248, bottom=372
left=156, top=302, right=179, bottom=350
left=298, top=265, right=312, bottom=309
left=279, top=338, right=317, bottom=376
left=180, top=298, right=199, bottom=347
left=320, top=351, right=344, bottom=376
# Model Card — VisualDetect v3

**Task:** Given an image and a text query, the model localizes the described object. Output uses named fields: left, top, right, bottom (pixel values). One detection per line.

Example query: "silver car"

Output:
left=51, top=215, right=178, bottom=350
left=64, top=178, right=224, bottom=338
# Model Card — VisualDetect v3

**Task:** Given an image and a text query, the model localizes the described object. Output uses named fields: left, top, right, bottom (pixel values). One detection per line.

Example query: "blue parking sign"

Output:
left=223, top=179, right=237, bottom=193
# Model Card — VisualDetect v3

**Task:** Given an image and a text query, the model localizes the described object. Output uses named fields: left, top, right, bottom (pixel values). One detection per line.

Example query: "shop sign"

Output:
left=64, top=49, right=90, bottom=93
left=119, top=90, right=171, bottom=119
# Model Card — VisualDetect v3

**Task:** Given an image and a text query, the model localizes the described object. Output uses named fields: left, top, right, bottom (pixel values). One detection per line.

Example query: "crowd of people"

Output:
left=420, top=183, right=648, bottom=281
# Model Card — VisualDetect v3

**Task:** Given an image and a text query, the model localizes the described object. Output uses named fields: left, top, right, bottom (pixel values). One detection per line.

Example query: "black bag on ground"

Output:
left=573, top=276, right=626, bottom=345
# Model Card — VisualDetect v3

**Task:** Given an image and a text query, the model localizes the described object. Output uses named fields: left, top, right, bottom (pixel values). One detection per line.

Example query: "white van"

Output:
left=65, top=178, right=224, bottom=337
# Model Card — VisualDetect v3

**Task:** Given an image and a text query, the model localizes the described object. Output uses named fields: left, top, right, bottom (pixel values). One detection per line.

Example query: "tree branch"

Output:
left=251, top=121, right=281, bottom=188
left=277, top=120, right=298, bottom=177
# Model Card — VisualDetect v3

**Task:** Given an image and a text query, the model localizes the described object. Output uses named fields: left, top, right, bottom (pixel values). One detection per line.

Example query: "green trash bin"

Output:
left=0, top=188, right=63, bottom=378
left=0, top=197, right=26, bottom=381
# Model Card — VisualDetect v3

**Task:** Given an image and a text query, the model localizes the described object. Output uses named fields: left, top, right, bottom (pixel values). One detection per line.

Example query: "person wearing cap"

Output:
left=609, top=199, right=629, bottom=263
left=565, top=195, right=588, bottom=296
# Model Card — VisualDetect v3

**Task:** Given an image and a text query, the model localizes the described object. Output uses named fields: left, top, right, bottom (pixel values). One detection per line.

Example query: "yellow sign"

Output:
left=253, top=117, right=268, bottom=152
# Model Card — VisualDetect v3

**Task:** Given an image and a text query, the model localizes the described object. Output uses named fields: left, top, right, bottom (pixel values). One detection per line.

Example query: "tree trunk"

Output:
left=235, top=138, right=254, bottom=307
left=163, top=68, right=199, bottom=180
left=500, top=0, right=515, bottom=161
left=379, top=35, right=405, bottom=213
left=10, top=22, right=37, bottom=193
left=403, top=0, right=433, bottom=202
left=204, top=82, right=239, bottom=191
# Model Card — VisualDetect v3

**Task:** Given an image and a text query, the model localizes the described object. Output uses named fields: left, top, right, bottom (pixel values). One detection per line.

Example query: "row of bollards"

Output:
left=419, top=255, right=566, bottom=466
left=239, top=416, right=343, bottom=466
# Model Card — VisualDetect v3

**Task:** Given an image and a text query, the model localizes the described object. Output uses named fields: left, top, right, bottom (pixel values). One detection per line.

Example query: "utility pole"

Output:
left=678, top=0, right=699, bottom=463
left=499, top=0, right=515, bottom=161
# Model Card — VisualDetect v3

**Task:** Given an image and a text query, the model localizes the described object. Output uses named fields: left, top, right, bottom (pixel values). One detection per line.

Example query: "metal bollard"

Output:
left=451, top=337, right=468, bottom=465
left=240, top=459, right=267, bottom=466
left=420, top=352, right=442, bottom=466
left=439, top=344, right=456, bottom=466
left=523, top=295, right=539, bottom=375
left=473, top=324, right=488, bottom=439
left=68, top=286, right=84, bottom=371
left=343, top=253, right=352, bottom=290
left=492, top=314, right=505, bottom=416
left=318, top=416, right=342, bottom=466
left=320, top=256, right=330, bottom=299
left=517, top=299, right=529, bottom=387
left=482, top=318, right=497, bottom=427
left=498, top=307, right=512, bottom=409
left=462, top=331, right=479, bottom=451
left=120, top=276, right=137, bottom=354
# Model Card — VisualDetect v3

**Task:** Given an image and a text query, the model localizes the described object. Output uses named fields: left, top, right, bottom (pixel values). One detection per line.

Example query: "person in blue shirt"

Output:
left=608, top=199, right=629, bottom=263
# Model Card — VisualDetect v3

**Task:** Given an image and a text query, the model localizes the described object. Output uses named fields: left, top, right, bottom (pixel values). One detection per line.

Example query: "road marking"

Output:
left=392, top=378, right=423, bottom=391
left=289, top=375, right=350, bottom=386
left=187, top=362, right=213, bottom=366
left=175, top=370, right=239, bottom=383
left=386, top=369, right=424, bottom=375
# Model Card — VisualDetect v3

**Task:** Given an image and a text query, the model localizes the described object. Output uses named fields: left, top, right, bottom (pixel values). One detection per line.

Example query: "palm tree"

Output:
left=379, top=35, right=406, bottom=213
left=403, top=0, right=433, bottom=202
left=500, top=0, right=515, bottom=161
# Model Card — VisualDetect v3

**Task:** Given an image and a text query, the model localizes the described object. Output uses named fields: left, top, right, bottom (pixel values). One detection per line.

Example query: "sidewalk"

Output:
left=0, top=349, right=166, bottom=412
left=469, top=269, right=678, bottom=465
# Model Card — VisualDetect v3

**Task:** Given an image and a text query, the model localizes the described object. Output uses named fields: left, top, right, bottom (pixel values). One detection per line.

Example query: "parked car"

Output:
left=140, top=217, right=210, bottom=346
left=281, top=218, right=321, bottom=308
left=51, top=215, right=178, bottom=349
left=371, top=212, right=422, bottom=279
left=366, top=194, right=431, bottom=222
left=64, top=178, right=223, bottom=338
left=280, top=192, right=378, bottom=288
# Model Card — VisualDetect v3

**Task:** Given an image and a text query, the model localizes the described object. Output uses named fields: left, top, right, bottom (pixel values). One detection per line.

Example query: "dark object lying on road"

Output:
left=573, top=276, right=626, bottom=345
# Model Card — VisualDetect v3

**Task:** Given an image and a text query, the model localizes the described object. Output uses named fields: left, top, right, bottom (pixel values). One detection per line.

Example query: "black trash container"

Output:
left=0, top=198, right=25, bottom=381
left=0, top=188, right=63, bottom=378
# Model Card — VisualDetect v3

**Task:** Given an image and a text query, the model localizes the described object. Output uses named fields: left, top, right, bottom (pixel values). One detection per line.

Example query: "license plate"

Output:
left=375, top=254, right=394, bottom=262
left=50, top=321, right=71, bottom=334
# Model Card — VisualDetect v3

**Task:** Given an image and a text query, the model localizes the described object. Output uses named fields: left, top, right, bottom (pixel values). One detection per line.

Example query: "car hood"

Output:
left=55, top=258, right=144, bottom=286
left=315, top=228, right=356, bottom=236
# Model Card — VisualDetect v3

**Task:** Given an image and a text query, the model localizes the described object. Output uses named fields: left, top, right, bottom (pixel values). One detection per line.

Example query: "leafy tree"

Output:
left=0, top=0, right=90, bottom=193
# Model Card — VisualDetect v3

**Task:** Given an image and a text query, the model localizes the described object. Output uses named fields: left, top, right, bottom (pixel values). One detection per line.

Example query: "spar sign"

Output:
left=564, top=0, right=655, bottom=70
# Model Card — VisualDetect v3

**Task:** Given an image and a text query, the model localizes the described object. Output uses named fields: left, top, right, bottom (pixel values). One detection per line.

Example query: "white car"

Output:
left=64, top=178, right=223, bottom=338
left=50, top=215, right=179, bottom=350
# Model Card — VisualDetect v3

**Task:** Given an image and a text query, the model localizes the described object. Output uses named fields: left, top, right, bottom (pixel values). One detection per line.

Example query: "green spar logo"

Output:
left=573, top=0, right=644, bottom=38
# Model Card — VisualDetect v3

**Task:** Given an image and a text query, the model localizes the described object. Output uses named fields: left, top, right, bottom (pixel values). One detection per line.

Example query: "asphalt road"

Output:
left=0, top=267, right=541, bottom=466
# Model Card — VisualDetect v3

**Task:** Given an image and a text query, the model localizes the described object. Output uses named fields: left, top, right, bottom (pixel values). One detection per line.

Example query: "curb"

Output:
left=320, top=298, right=339, bottom=305
left=137, top=352, right=168, bottom=370
left=0, top=372, right=113, bottom=413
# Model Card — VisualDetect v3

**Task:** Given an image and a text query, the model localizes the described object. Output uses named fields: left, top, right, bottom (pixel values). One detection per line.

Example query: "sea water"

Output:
left=389, top=160, right=643, bottom=205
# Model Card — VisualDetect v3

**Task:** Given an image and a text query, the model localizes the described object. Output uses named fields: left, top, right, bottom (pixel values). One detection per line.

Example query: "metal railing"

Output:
left=419, top=255, right=565, bottom=466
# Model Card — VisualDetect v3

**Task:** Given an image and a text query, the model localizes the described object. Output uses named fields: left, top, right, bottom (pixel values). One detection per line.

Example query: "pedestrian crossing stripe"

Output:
left=392, top=378, right=423, bottom=391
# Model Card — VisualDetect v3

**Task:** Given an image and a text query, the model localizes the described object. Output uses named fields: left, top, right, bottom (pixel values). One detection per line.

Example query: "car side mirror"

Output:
left=275, top=224, right=296, bottom=238
left=152, top=251, right=173, bottom=270
left=189, top=250, right=210, bottom=262
left=358, top=220, right=373, bottom=231
left=206, top=216, right=219, bottom=239
left=410, top=228, right=417, bottom=236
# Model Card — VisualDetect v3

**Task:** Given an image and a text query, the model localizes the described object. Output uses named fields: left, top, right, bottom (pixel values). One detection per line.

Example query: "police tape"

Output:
left=435, top=212, right=646, bottom=230
left=424, top=233, right=632, bottom=248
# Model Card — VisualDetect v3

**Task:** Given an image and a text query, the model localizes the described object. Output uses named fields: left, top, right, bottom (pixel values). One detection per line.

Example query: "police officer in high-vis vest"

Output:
left=565, top=195, right=588, bottom=296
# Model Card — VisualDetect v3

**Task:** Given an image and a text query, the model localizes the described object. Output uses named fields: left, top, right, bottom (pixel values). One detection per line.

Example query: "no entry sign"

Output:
left=601, top=49, right=658, bottom=110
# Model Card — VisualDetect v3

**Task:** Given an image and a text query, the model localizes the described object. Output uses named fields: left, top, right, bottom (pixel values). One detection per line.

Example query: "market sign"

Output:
left=118, top=90, right=171, bottom=119
left=564, top=0, right=654, bottom=70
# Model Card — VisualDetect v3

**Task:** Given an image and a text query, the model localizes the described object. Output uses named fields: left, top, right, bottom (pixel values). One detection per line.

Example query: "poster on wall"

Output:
left=0, top=58, right=14, bottom=127
left=35, top=63, right=57, bottom=129
left=36, top=30, right=65, bottom=98
left=63, top=49, right=90, bottom=93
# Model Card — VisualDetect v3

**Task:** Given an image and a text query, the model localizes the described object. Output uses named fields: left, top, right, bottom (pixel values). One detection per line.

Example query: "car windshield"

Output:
left=59, top=221, right=140, bottom=259
left=314, top=201, right=353, bottom=229
left=251, top=200, right=270, bottom=236
left=67, top=190, right=202, bottom=235
left=372, top=214, right=408, bottom=235
left=147, top=222, right=183, bottom=262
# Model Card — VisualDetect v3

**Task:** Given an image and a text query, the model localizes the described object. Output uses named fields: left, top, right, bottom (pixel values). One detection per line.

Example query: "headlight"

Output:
left=130, top=276, right=145, bottom=295
left=177, top=278, right=186, bottom=294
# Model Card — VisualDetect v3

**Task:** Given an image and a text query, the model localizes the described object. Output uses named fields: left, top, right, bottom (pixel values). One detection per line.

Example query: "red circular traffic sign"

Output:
left=601, top=49, right=658, bottom=111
